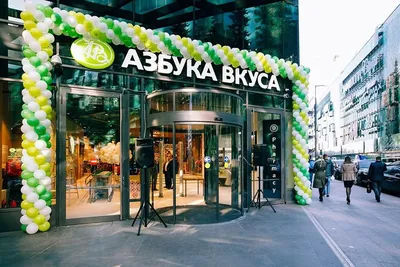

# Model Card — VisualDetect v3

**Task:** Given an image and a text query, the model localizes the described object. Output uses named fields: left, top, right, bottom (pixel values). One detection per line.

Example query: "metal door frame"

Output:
left=56, top=86, right=143, bottom=225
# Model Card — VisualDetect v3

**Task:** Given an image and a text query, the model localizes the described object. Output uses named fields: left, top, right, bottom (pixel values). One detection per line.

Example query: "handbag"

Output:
left=366, top=181, right=372, bottom=193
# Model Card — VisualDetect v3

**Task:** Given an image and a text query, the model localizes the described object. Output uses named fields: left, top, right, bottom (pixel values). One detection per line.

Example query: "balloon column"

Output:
left=19, top=2, right=58, bottom=234
left=19, top=1, right=312, bottom=234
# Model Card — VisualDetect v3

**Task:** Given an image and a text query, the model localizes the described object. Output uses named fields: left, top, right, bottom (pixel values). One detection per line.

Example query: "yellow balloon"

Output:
left=40, top=162, right=51, bottom=172
left=27, top=147, right=39, bottom=157
left=38, top=37, right=50, bottom=48
left=39, top=221, right=50, bottom=232
left=30, top=28, right=42, bottom=39
left=133, top=25, right=141, bottom=35
left=75, top=13, right=85, bottom=24
left=24, top=21, right=36, bottom=30
left=22, top=140, right=34, bottom=149
left=22, top=134, right=27, bottom=141
left=20, top=11, right=35, bottom=22
left=69, top=11, right=77, bottom=16
left=43, top=47, right=53, bottom=57
left=22, top=194, right=27, bottom=200
left=23, top=79, right=36, bottom=89
left=36, top=96, right=48, bottom=106
left=41, top=105, right=52, bottom=114
left=83, top=20, right=93, bottom=32
left=22, top=73, right=30, bottom=81
left=35, top=155, right=47, bottom=165
left=29, top=87, right=42, bottom=97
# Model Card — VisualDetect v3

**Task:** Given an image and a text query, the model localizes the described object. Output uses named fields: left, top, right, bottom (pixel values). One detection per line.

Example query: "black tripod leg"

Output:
left=247, top=190, right=259, bottom=212
left=132, top=202, right=144, bottom=226
left=137, top=209, right=144, bottom=236
left=264, top=197, right=276, bottom=213
left=148, top=201, right=167, bottom=227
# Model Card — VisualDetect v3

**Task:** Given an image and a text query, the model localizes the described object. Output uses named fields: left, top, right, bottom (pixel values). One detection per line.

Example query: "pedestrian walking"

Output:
left=323, top=154, right=335, bottom=197
left=313, top=156, right=327, bottom=202
left=309, top=156, right=315, bottom=189
left=341, top=156, right=357, bottom=205
left=367, top=156, right=387, bottom=202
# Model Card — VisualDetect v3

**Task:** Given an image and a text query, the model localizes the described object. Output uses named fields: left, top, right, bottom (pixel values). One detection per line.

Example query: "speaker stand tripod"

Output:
left=132, top=167, right=167, bottom=236
left=247, top=165, right=276, bottom=213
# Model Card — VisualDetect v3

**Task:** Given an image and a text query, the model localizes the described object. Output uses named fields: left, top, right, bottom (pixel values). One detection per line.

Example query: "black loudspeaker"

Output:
left=253, top=144, right=268, bottom=166
left=135, top=138, right=154, bottom=168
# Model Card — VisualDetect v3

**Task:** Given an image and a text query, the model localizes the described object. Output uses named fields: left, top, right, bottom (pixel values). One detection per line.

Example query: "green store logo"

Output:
left=71, top=39, right=115, bottom=70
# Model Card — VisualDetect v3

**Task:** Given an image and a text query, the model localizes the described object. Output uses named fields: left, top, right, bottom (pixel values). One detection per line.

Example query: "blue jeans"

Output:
left=372, top=181, right=382, bottom=200
left=324, top=177, right=331, bottom=195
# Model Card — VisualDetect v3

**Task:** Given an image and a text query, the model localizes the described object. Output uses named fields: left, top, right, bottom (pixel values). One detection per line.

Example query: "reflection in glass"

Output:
left=65, top=93, right=121, bottom=219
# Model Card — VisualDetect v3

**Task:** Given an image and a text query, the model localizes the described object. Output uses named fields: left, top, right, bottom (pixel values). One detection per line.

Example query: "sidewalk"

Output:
left=307, top=179, right=400, bottom=267
left=0, top=205, right=341, bottom=267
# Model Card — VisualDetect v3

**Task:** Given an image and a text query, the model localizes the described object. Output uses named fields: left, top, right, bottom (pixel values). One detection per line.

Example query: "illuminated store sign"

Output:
left=71, top=39, right=115, bottom=69
left=122, top=49, right=281, bottom=91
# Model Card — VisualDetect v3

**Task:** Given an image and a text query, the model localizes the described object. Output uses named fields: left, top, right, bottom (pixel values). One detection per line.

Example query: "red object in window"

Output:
left=114, top=165, right=120, bottom=175
left=6, top=158, right=22, bottom=177
left=10, top=200, right=17, bottom=208
left=1, top=199, right=6, bottom=208
left=90, top=159, right=98, bottom=165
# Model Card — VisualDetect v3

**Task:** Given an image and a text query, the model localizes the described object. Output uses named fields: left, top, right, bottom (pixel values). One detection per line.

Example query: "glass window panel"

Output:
left=248, top=92, right=284, bottom=109
left=148, top=93, right=174, bottom=114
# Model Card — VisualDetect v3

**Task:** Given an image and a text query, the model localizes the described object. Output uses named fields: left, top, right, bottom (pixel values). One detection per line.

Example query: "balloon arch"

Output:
left=18, top=1, right=311, bottom=234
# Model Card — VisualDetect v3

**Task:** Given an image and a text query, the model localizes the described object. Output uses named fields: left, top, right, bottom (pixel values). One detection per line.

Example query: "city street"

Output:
left=0, top=180, right=399, bottom=267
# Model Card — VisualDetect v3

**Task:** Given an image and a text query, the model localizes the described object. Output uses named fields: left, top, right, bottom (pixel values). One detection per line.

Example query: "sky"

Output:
left=299, top=0, right=400, bottom=100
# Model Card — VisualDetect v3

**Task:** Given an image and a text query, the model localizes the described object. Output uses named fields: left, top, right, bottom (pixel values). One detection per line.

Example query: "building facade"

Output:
left=0, top=0, right=301, bottom=232
left=314, top=4, right=400, bottom=159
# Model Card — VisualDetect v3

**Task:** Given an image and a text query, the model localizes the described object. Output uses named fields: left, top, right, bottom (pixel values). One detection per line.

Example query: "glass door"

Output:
left=58, top=88, right=122, bottom=223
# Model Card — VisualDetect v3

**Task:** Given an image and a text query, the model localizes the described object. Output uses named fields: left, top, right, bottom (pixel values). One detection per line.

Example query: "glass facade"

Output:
left=0, top=0, right=299, bottom=231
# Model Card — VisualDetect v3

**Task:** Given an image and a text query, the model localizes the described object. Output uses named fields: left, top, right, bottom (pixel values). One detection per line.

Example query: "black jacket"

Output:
left=368, top=161, right=387, bottom=182
left=166, top=159, right=179, bottom=177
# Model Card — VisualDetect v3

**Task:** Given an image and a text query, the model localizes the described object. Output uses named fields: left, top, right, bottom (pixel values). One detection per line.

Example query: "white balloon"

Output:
left=27, top=192, right=39, bottom=203
left=23, top=64, right=36, bottom=73
left=99, top=23, right=108, bottom=33
left=42, top=90, right=52, bottom=99
left=40, top=206, right=52, bottom=216
left=21, top=185, right=34, bottom=195
left=22, top=180, right=28, bottom=186
left=126, top=27, right=134, bottom=37
left=22, top=58, right=30, bottom=66
left=20, top=215, right=33, bottom=225
left=44, top=33, right=55, bottom=44
left=132, top=36, right=140, bottom=44
left=52, top=27, right=62, bottom=36
left=41, top=149, right=51, bottom=158
left=34, top=199, right=47, bottom=210
left=34, top=110, right=47, bottom=121
left=120, top=21, right=128, bottom=30
left=34, top=140, right=47, bottom=150
left=26, top=223, right=39, bottom=235
left=45, top=215, right=50, bottom=221
left=25, top=1, right=36, bottom=12
left=46, top=185, right=52, bottom=191
left=21, top=209, right=27, bottom=215
left=37, top=22, right=49, bottom=34
left=306, top=198, right=312, bottom=204
left=41, top=119, right=51, bottom=128
left=75, top=24, right=85, bottom=35
left=60, top=10, right=69, bottom=20
left=33, top=11, right=45, bottom=22
left=44, top=62, right=53, bottom=71
left=43, top=18, right=54, bottom=29
left=36, top=81, right=47, bottom=91
left=26, top=131, right=39, bottom=142
left=40, top=177, right=51, bottom=186
left=28, top=71, right=41, bottom=82
left=67, top=16, right=77, bottom=27
left=28, top=102, right=40, bottom=112
left=106, top=29, right=115, bottom=39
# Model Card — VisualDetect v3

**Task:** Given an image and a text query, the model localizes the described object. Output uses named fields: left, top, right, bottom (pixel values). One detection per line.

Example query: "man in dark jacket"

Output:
left=368, top=156, right=387, bottom=202
left=323, top=154, right=335, bottom=197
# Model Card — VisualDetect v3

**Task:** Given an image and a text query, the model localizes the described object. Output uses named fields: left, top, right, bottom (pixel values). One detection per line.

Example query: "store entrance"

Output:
left=149, top=123, right=241, bottom=224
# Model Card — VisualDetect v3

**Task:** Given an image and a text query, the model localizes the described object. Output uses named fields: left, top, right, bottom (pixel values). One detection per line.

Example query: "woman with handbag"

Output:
left=341, top=156, right=357, bottom=205
left=313, top=156, right=327, bottom=202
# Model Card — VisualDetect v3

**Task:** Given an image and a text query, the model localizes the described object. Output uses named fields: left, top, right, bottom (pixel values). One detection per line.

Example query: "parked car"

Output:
left=356, top=159, right=374, bottom=185
left=382, top=166, right=400, bottom=197
left=333, top=159, right=344, bottom=180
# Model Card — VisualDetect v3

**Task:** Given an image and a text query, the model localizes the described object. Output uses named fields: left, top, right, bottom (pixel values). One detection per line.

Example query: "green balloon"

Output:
left=299, top=198, right=306, bottom=205
left=113, top=25, right=122, bottom=36
left=39, top=133, right=51, bottom=142
left=21, top=224, right=27, bottom=232
left=164, top=38, right=172, bottom=47
left=29, top=56, right=41, bottom=67
left=42, top=76, right=53, bottom=85
left=51, top=13, right=63, bottom=25
left=105, top=18, right=114, bottom=29
left=23, top=104, right=28, bottom=110
left=158, top=32, right=165, bottom=41
left=295, top=194, right=301, bottom=200
left=21, top=110, right=34, bottom=119
left=60, top=22, right=72, bottom=34
left=21, top=171, right=33, bottom=180
left=35, top=185, right=47, bottom=195
left=36, top=4, right=45, bottom=12
left=68, top=28, right=78, bottom=38
left=27, top=178, right=39, bottom=187
left=43, top=6, right=54, bottom=17
left=47, top=141, right=52, bottom=148
left=23, top=48, right=36, bottom=59
left=27, top=117, right=40, bottom=127
left=46, top=200, right=52, bottom=206
left=37, top=65, right=49, bottom=77
left=34, top=125, right=47, bottom=135
left=40, top=191, right=52, bottom=202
